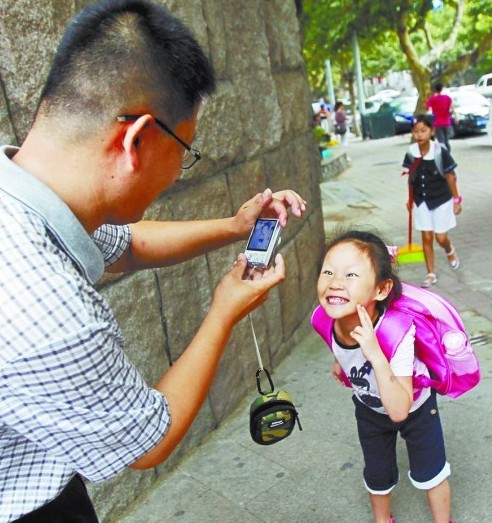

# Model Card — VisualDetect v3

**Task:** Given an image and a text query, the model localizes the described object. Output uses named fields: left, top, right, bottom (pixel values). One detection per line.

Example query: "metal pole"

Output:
left=352, top=33, right=365, bottom=114
left=324, top=59, right=336, bottom=110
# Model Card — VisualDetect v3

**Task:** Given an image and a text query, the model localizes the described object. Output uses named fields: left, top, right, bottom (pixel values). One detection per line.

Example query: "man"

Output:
left=0, top=1, right=306, bottom=521
left=426, top=82, right=453, bottom=151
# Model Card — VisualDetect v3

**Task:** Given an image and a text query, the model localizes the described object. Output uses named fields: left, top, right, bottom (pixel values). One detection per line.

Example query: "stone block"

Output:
left=99, top=270, right=169, bottom=386
left=263, top=0, right=304, bottom=70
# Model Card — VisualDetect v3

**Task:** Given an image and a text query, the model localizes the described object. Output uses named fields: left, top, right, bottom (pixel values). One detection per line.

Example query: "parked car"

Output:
left=487, top=102, right=492, bottom=145
left=475, top=73, right=492, bottom=99
left=377, top=96, right=418, bottom=134
left=450, top=90, right=490, bottom=137
left=388, top=96, right=417, bottom=134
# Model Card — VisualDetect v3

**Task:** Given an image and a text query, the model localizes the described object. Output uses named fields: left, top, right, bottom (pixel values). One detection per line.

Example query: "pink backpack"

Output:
left=311, top=283, right=480, bottom=398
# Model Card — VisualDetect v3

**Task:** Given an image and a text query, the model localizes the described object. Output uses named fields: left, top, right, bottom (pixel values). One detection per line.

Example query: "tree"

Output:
left=301, top=0, right=492, bottom=110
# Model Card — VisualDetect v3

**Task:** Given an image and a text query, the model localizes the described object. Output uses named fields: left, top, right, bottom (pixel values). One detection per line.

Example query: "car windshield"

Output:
left=452, top=92, right=489, bottom=107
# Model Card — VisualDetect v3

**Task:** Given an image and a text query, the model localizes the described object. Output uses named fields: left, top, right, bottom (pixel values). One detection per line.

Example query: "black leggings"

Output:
left=13, top=475, right=99, bottom=523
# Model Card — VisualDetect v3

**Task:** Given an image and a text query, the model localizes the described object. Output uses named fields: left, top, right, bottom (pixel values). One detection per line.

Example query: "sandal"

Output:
left=390, top=516, right=396, bottom=523
left=446, top=246, right=460, bottom=270
left=421, top=273, right=437, bottom=288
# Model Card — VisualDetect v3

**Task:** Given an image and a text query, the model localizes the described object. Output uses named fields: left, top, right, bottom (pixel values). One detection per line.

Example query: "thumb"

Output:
left=255, top=188, right=273, bottom=212
left=230, top=253, right=248, bottom=277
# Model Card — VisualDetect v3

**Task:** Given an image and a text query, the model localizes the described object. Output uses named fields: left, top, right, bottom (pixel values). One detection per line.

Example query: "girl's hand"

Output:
left=332, top=359, right=345, bottom=386
left=453, top=202, right=462, bottom=215
left=350, top=304, right=383, bottom=361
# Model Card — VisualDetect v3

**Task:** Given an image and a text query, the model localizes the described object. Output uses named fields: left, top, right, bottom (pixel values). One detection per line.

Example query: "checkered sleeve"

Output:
left=91, top=224, right=132, bottom=267
left=0, top=323, right=171, bottom=482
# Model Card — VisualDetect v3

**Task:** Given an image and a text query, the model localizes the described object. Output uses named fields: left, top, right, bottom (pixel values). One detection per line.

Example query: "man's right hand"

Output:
left=211, top=252, right=285, bottom=325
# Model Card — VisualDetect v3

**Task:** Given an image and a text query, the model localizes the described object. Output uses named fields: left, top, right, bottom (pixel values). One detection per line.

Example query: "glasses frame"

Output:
left=117, top=114, right=201, bottom=169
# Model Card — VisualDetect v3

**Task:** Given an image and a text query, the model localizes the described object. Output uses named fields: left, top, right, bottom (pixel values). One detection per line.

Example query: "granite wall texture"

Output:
left=0, top=1, right=325, bottom=520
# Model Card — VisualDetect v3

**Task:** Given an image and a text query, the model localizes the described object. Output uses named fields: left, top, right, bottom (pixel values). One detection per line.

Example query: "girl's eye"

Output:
left=346, top=272, right=358, bottom=278
left=322, top=270, right=333, bottom=276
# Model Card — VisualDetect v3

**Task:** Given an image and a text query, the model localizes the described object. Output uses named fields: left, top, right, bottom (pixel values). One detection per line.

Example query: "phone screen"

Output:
left=246, top=219, right=277, bottom=251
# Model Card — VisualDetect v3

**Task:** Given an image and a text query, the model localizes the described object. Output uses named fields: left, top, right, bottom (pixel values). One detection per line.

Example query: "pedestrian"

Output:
left=315, top=228, right=454, bottom=523
left=0, top=1, right=307, bottom=521
left=426, top=83, right=453, bottom=151
left=333, top=101, right=349, bottom=147
left=402, top=114, right=462, bottom=289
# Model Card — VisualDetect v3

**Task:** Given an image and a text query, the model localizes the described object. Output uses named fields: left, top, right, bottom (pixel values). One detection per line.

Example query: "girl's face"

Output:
left=317, top=242, right=389, bottom=322
left=412, top=121, right=434, bottom=145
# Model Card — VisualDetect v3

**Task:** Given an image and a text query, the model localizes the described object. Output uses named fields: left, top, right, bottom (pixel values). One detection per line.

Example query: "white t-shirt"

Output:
left=333, top=314, right=431, bottom=414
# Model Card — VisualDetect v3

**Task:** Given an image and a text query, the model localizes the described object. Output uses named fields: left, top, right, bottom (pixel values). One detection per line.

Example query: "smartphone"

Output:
left=244, top=218, right=282, bottom=268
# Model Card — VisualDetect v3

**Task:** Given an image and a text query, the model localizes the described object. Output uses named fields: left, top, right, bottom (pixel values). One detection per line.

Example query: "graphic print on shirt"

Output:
left=348, top=361, right=383, bottom=409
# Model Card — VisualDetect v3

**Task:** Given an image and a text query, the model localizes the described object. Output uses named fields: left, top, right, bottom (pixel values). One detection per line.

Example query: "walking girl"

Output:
left=403, top=114, right=462, bottom=288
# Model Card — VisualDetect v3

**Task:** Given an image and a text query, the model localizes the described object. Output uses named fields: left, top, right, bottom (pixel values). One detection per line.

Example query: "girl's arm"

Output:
left=445, top=170, right=462, bottom=215
left=350, top=305, right=413, bottom=422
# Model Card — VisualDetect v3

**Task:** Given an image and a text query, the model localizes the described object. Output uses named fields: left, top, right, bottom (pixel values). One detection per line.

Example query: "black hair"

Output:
left=324, top=228, right=402, bottom=311
left=334, top=101, right=344, bottom=111
left=412, top=113, right=434, bottom=130
left=37, top=0, right=216, bottom=132
left=433, top=82, right=443, bottom=93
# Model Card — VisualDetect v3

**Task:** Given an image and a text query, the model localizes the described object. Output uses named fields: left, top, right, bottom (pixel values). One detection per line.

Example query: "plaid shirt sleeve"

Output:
left=91, top=224, right=132, bottom=267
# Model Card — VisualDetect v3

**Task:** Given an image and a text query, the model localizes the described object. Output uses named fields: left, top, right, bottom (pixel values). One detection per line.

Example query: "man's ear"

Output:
left=122, top=115, right=153, bottom=171
left=375, top=279, right=393, bottom=302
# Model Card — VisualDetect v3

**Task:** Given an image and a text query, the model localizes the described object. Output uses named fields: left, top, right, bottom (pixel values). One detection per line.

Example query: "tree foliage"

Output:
left=301, top=0, right=492, bottom=107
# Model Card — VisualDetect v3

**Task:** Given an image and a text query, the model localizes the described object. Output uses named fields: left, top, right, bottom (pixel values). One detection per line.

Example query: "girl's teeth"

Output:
left=328, top=297, right=347, bottom=305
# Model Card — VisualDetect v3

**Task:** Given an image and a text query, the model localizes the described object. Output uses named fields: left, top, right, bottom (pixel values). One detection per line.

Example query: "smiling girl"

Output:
left=313, top=229, right=454, bottom=523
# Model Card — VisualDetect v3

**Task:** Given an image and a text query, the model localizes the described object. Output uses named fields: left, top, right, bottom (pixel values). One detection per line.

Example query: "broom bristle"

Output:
left=397, top=243, right=425, bottom=264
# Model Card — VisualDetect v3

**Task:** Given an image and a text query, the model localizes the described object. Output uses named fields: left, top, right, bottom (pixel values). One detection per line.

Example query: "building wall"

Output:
left=0, top=1, right=326, bottom=520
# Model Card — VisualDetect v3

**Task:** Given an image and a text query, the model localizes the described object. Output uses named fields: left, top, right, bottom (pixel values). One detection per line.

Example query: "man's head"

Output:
left=433, top=83, right=443, bottom=93
left=35, top=0, right=216, bottom=139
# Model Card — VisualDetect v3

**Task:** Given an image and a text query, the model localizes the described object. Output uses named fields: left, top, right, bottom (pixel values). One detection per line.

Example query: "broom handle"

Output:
left=408, top=183, right=414, bottom=247
left=406, top=157, right=421, bottom=250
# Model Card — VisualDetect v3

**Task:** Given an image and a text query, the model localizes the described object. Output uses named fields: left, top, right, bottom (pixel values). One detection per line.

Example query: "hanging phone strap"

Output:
left=249, top=314, right=274, bottom=395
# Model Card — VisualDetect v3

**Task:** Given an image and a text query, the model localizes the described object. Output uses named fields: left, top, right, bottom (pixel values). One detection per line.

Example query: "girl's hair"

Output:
left=325, top=228, right=402, bottom=310
left=334, top=101, right=344, bottom=111
left=412, top=113, right=434, bottom=129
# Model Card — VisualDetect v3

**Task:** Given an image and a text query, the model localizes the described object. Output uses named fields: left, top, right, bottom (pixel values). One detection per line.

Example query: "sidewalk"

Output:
left=116, top=134, right=492, bottom=523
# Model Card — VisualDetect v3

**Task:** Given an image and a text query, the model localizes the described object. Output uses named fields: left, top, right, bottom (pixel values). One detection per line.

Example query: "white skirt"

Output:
left=414, top=199, right=456, bottom=234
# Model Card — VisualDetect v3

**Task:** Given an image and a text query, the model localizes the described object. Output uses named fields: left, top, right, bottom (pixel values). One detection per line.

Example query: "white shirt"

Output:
left=333, top=315, right=431, bottom=415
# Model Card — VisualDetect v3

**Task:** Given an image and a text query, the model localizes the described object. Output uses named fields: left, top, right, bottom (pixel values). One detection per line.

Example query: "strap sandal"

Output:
left=421, top=273, right=437, bottom=288
left=390, top=515, right=396, bottom=523
left=446, top=246, right=460, bottom=270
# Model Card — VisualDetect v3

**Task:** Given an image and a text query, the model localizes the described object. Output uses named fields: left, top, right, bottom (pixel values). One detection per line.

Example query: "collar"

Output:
left=0, top=145, right=104, bottom=284
left=409, top=141, right=436, bottom=160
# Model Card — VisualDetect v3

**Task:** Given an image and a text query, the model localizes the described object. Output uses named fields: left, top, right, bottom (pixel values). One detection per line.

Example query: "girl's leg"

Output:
left=426, top=478, right=451, bottom=523
left=421, top=230, right=435, bottom=274
left=421, top=231, right=437, bottom=286
left=369, top=492, right=392, bottom=522
left=435, top=232, right=458, bottom=267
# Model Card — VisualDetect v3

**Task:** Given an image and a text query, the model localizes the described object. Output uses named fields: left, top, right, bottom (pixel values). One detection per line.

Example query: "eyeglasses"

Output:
left=117, top=114, right=201, bottom=170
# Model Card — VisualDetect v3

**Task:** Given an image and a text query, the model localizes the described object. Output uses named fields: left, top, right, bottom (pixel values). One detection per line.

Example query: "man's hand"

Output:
left=211, top=252, right=285, bottom=324
left=234, top=188, right=307, bottom=237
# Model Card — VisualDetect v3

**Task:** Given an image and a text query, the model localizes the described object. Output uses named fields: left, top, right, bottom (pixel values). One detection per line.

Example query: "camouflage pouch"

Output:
left=249, top=367, right=302, bottom=445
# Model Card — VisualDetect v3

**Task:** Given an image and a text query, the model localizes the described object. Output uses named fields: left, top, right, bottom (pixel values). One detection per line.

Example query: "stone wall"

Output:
left=0, top=1, right=326, bottom=520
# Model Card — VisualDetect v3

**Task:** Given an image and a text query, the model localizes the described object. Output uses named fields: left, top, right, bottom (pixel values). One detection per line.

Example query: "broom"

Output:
left=397, top=160, right=425, bottom=264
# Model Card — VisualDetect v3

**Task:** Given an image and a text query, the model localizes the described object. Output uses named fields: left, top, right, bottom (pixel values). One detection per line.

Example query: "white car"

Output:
left=475, top=73, right=492, bottom=98
left=488, top=103, right=492, bottom=144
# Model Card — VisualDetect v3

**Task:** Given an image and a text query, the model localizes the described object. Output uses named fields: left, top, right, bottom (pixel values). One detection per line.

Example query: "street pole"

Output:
left=324, top=59, right=336, bottom=110
left=353, top=33, right=365, bottom=114
left=353, top=32, right=366, bottom=138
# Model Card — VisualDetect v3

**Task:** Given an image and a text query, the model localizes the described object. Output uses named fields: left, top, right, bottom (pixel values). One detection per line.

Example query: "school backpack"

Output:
left=311, top=283, right=480, bottom=399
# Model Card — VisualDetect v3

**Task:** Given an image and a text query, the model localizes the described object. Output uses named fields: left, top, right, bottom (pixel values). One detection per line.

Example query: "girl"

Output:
left=314, top=229, right=454, bottom=523
left=403, top=114, right=462, bottom=288
left=333, top=101, right=349, bottom=147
